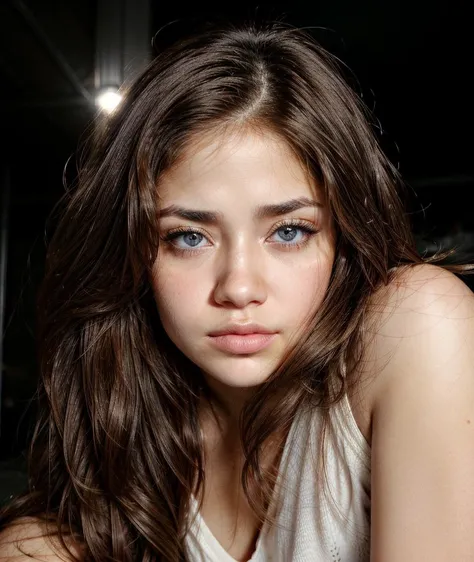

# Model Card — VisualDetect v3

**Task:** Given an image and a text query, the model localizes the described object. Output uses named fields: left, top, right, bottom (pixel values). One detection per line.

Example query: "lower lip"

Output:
left=208, top=333, right=277, bottom=354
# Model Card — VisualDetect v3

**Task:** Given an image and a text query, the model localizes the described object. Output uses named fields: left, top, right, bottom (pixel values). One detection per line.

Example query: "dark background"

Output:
left=0, top=0, right=473, bottom=499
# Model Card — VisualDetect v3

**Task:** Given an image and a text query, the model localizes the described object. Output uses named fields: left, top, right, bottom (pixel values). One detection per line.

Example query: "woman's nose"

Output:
left=212, top=244, right=268, bottom=309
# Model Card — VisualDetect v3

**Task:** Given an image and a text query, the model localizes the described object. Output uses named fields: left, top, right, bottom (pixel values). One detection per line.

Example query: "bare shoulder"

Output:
left=371, top=262, right=472, bottom=319
left=366, top=263, right=473, bottom=352
left=0, top=517, right=83, bottom=561
left=351, top=263, right=474, bottom=437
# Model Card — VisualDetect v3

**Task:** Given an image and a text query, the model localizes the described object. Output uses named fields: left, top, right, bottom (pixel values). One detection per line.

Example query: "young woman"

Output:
left=1, top=18, right=473, bottom=562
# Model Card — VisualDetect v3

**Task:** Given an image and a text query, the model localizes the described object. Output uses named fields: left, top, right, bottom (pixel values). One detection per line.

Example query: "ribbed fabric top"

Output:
left=185, top=393, right=371, bottom=561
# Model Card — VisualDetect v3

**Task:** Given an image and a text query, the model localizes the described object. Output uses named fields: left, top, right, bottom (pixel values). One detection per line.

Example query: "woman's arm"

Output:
left=368, top=264, right=474, bottom=561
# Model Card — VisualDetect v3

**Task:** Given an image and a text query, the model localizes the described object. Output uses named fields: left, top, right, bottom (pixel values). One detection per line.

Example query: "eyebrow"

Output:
left=158, top=197, right=322, bottom=223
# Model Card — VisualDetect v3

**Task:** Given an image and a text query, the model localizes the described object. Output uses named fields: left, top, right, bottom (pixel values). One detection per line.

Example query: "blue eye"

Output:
left=271, top=223, right=318, bottom=245
left=165, top=231, right=208, bottom=249
left=274, top=225, right=303, bottom=243
left=181, top=232, right=205, bottom=247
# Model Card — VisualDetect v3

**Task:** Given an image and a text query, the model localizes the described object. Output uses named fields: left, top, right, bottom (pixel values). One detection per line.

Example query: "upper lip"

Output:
left=208, top=322, right=276, bottom=336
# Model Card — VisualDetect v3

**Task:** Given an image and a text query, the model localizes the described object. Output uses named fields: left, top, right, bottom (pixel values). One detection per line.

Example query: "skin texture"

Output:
left=151, top=128, right=336, bottom=422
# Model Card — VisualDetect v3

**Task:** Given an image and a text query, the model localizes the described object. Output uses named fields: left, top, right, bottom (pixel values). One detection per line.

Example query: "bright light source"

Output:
left=96, top=88, right=122, bottom=113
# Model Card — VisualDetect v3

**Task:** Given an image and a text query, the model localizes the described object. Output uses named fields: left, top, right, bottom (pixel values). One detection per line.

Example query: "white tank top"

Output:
left=185, top=393, right=371, bottom=561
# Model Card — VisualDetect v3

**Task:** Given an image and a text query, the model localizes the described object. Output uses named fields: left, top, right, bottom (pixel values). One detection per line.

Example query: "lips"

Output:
left=207, top=323, right=277, bottom=354
left=208, top=322, right=275, bottom=337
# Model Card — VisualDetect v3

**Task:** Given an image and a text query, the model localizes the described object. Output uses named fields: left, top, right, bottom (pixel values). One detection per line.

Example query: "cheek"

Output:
left=151, top=265, right=206, bottom=328
left=284, top=258, right=333, bottom=320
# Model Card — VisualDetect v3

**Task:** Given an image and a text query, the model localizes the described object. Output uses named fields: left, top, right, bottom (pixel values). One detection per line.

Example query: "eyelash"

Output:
left=160, top=219, right=320, bottom=256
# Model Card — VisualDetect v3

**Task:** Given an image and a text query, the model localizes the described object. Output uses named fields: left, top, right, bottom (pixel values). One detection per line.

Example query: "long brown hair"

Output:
left=1, top=17, right=472, bottom=561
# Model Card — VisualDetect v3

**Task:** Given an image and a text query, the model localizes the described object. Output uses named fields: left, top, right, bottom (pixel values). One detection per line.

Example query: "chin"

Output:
left=216, top=375, right=269, bottom=389
left=203, top=360, right=276, bottom=389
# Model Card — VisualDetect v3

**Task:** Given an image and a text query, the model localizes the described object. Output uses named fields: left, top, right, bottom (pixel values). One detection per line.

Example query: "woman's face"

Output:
left=152, top=128, right=336, bottom=390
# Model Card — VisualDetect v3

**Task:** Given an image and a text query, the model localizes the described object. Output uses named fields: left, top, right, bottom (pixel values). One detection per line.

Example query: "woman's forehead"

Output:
left=157, top=127, right=324, bottom=204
